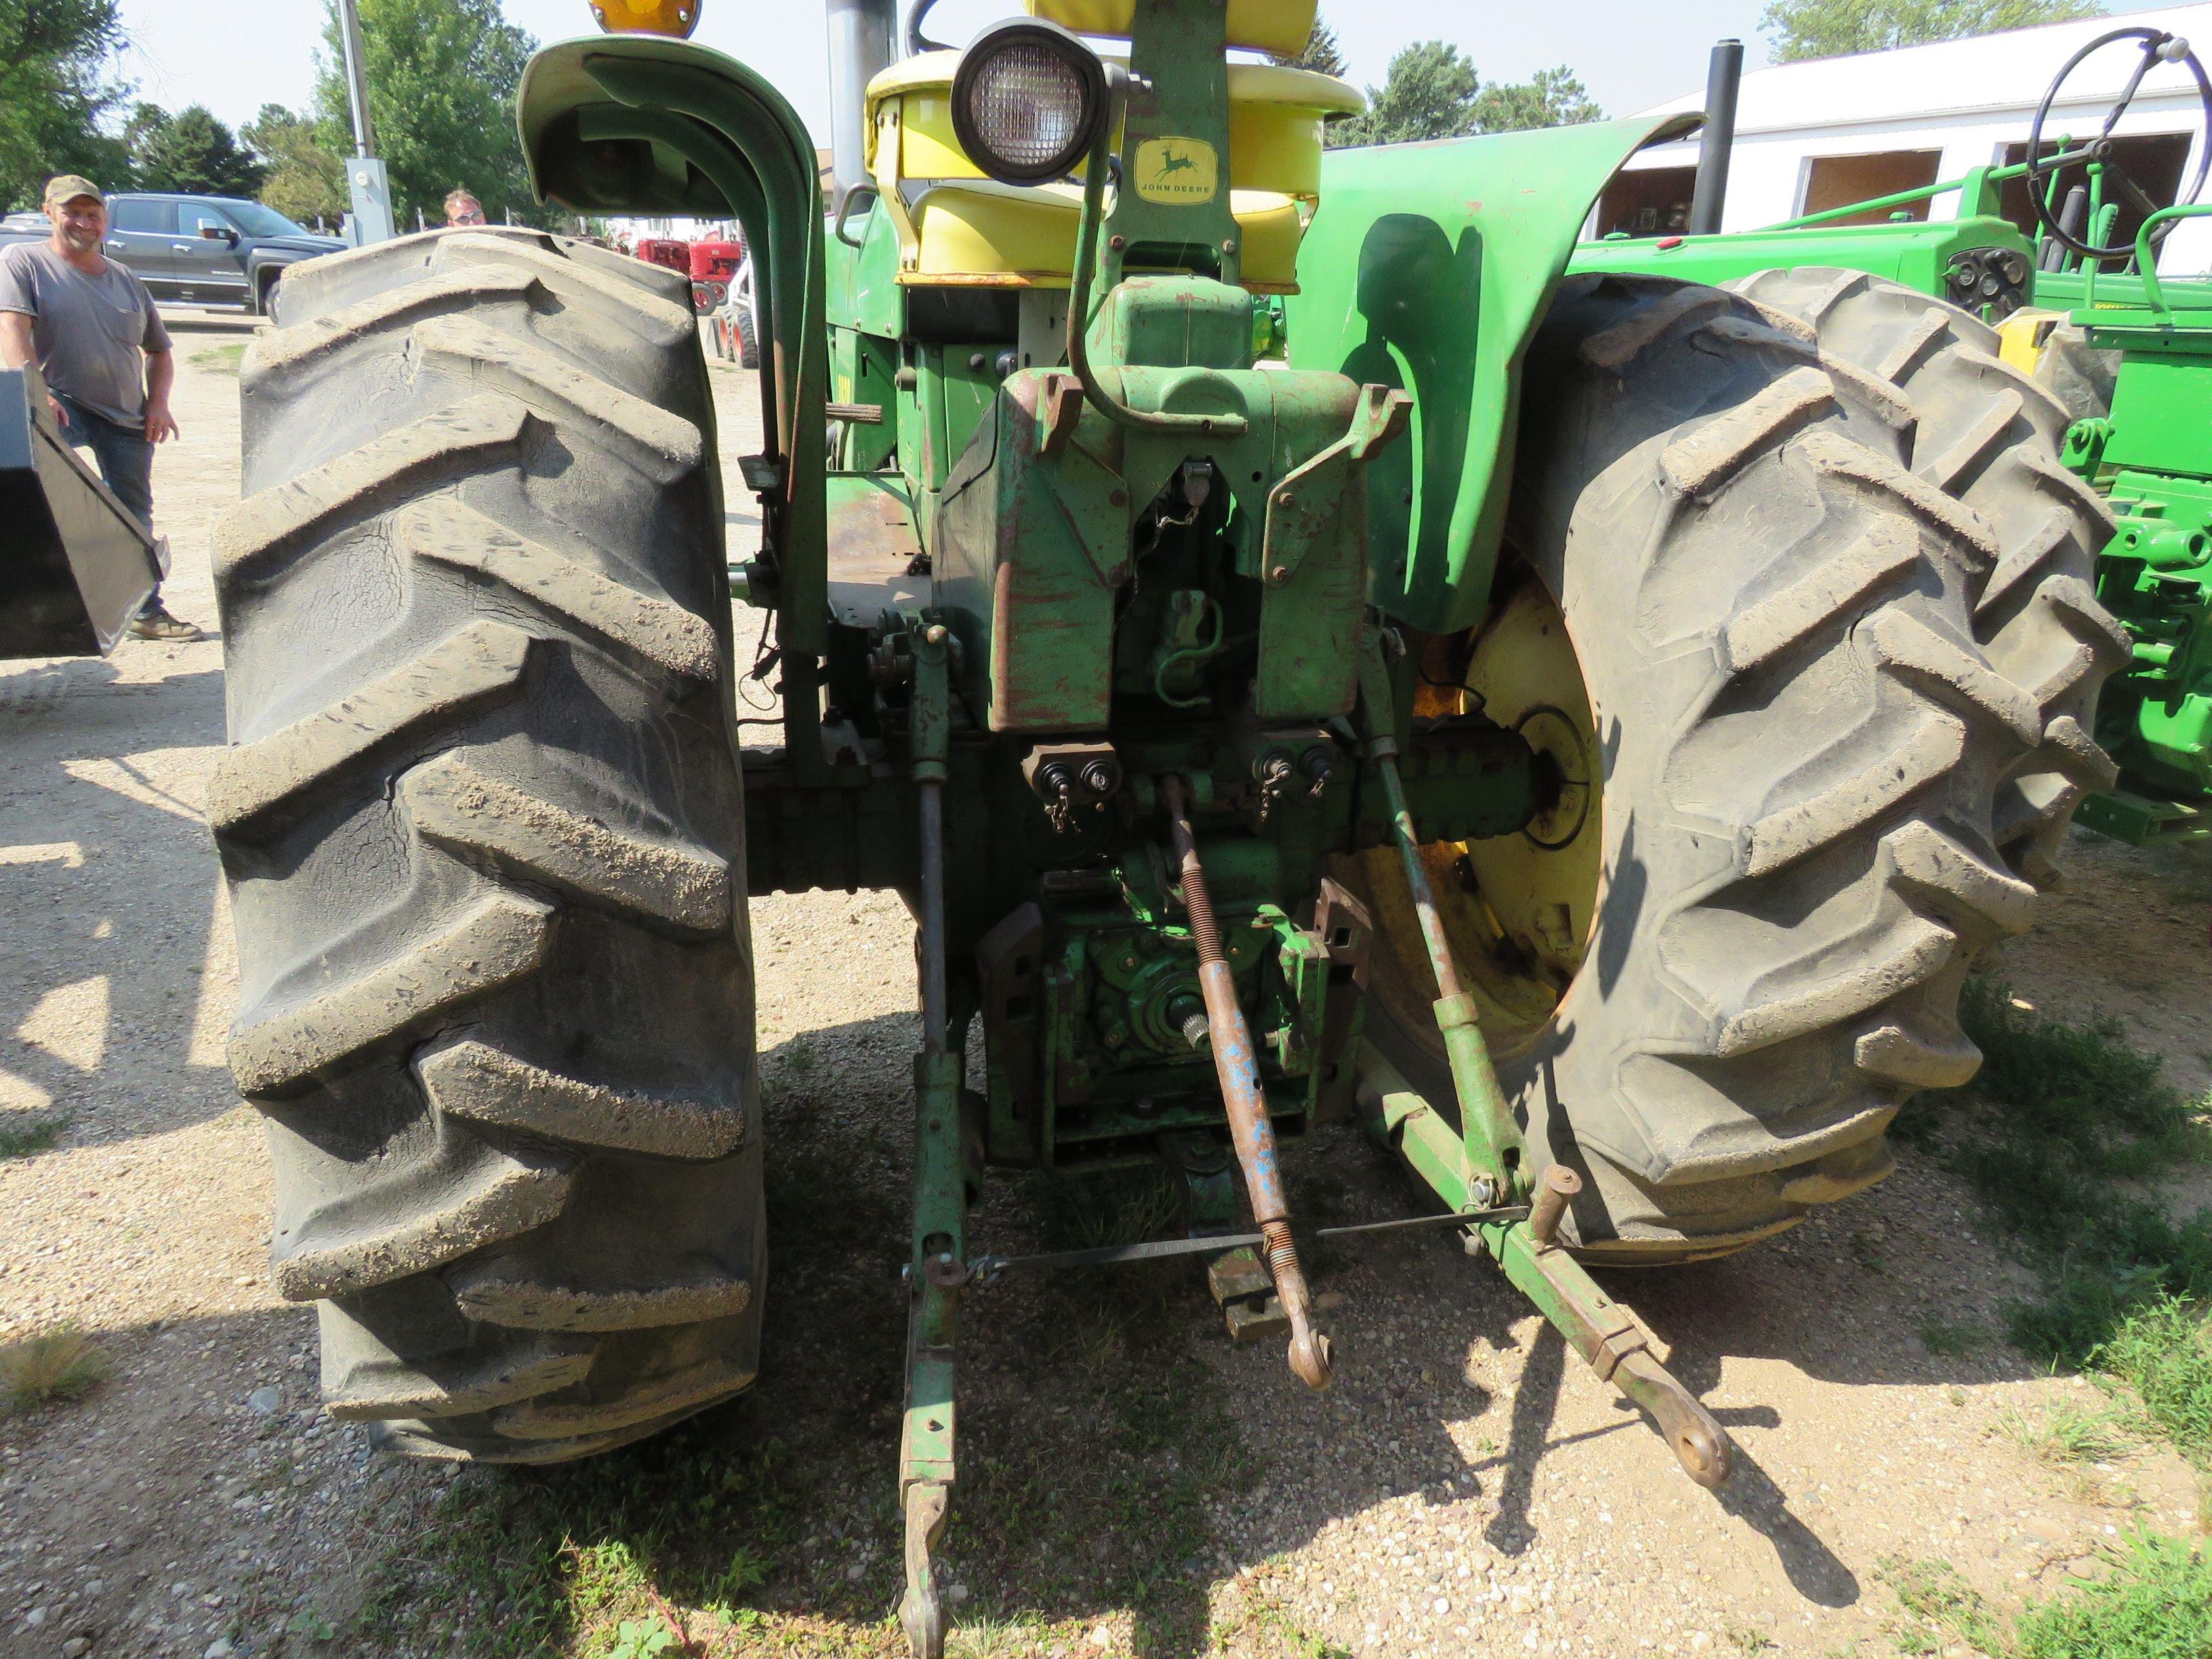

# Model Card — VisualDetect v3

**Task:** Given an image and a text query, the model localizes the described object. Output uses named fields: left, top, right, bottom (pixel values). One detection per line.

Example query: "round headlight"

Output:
left=949, top=19, right=1109, bottom=186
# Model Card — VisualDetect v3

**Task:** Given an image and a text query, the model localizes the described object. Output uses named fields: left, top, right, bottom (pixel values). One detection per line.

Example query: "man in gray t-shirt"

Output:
left=0, top=174, right=199, bottom=640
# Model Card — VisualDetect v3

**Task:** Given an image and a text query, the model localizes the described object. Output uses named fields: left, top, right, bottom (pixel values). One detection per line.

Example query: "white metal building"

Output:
left=1607, top=4, right=2212, bottom=271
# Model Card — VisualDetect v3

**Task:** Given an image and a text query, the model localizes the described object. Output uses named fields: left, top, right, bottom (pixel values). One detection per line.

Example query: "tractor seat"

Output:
left=906, top=180, right=1305, bottom=291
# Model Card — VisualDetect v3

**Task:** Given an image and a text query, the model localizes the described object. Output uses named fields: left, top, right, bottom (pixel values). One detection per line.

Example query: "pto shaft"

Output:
left=1162, top=775, right=1332, bottom=1391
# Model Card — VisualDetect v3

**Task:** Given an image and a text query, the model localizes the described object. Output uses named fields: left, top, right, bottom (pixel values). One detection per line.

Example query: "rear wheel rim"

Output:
left=1345, top=571, right=1605, bottom=1065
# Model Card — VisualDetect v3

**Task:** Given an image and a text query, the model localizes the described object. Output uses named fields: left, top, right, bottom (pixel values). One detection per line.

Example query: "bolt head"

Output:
left=1269, top=565, right=1290, bottom=583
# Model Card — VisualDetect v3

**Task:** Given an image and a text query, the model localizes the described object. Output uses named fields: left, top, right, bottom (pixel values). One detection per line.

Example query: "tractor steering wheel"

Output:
left=2026, top=25, right=2212, bottom=263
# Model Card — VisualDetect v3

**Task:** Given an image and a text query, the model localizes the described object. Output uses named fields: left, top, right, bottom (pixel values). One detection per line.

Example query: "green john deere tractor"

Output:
left=204, top=3, right=2125, bottom=1652
left=1578, top=22, right=2212, bottom=848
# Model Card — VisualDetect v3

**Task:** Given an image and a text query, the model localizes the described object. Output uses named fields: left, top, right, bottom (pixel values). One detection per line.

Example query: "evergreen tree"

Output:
left=0, top=0, right=131, bottom=212
left=126, top=104, right=267, bottom=198
left=1332, top=41, right=1482, bottom=148
left=1761, top=0, right=2103, bottom=64
left=1470, top=66, right=1603, bottom=133
left=1269, top=15, right=1348, bottom=78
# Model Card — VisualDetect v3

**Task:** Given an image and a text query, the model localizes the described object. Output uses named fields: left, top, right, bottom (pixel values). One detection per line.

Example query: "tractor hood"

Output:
left=1288, top=112, right=1701, bottom=637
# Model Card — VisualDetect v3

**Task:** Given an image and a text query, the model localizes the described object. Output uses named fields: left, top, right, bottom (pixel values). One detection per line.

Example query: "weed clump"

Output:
left=2015, top=1531, right=2212, bottom=1659
left=0, top=1114, right=69, bottom=1160
left=1, top=1326, right=108, bottom=1412
left=1912, top=980, right=2212, bottom=1459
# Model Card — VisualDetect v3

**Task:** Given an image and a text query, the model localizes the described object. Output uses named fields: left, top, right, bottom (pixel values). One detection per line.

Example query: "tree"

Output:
left=1761, top=0, right=2104, bottom=64
left=243, top=104, right=346, bottom=226
left=1269, top=14, right=1348, bottom=79
left=312, top=0, right=537, bottom=228
left=1469, top=66, right=1603, bottom=133
left=126, top=104, right=266, bottom=197
left=0, top=0, right=132, bottom=213
left=1332, top=41, right=1482, bottom=148
left=1330, top=43, right=1604, bottom=148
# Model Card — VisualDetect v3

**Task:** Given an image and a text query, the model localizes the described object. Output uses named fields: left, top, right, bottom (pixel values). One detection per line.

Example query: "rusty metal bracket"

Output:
left=1477, top=1201, right=1734, bottom=1490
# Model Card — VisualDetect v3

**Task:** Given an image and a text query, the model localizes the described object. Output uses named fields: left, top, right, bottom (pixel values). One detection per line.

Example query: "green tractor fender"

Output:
left=517, top=35, right=831, bottom=653
left=1286, top=112, right=1697, bottom=636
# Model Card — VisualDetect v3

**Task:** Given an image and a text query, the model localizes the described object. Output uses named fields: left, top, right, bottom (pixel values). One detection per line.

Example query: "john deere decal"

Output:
left=1134, top=138, right=1219, bottom=204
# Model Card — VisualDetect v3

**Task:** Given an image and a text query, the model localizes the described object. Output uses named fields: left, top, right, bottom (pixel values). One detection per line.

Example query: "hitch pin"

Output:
left=1162, top=775, right=1333, bottom=1391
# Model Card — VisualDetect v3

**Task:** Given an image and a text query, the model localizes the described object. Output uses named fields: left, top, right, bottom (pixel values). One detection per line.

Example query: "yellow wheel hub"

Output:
left=1349, top=572, right=1604, bottom=1058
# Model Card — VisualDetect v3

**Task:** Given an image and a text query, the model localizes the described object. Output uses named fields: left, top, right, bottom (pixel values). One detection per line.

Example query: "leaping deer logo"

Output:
left=1156, top=146, right=1200, bottom=180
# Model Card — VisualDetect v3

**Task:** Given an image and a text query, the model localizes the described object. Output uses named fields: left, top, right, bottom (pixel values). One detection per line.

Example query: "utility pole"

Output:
left=337, top=0, right=398, bottom=245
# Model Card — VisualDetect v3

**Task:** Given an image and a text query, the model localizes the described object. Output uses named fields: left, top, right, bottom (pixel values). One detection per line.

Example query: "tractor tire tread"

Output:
left=216, top=228, right=760, bottom=1462
left=1726, top=268, right=2122, bottom=888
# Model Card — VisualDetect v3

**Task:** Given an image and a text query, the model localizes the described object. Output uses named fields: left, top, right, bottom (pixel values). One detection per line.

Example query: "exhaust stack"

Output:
left=1689, top=38, right=1743, bottom=237
left=827, top=0, right=899, bottom=205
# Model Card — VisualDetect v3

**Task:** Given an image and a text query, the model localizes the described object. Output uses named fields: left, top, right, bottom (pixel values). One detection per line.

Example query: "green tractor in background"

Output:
left=203, top=3, right=2123, bottom=1652
left=1579, top=21, right=2212, bottom=848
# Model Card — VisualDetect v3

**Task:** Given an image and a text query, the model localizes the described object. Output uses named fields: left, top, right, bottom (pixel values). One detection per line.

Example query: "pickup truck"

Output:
left=0, top=193, right=344, bottom=314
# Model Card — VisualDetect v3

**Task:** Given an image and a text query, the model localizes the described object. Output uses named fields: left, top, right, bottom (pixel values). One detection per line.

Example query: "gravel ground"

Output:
left=1, top=312, right=2207, bottom=1659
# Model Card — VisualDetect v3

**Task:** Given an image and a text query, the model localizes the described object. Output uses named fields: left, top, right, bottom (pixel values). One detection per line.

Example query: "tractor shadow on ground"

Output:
left=349, top=1017, right=2043, bottom=1656
left=0, top=659, right=236, bottom=1149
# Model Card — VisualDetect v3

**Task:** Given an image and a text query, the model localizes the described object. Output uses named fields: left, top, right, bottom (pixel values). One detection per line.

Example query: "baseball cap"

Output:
left=43, top=175, right=103, bottom=209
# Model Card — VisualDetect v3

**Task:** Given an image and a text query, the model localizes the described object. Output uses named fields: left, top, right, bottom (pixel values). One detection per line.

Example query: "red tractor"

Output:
left=688, top=237, right=744, bottom=314
left=632, top=235, right=690, bottom=280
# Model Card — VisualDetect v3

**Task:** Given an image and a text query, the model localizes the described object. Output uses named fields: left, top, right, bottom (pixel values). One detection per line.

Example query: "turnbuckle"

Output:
left=1162, top=774, right=1334, bottom=1391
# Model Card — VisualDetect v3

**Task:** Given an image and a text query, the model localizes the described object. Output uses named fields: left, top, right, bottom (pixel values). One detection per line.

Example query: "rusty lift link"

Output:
left=1162, top=775, right=1334, bottom=1391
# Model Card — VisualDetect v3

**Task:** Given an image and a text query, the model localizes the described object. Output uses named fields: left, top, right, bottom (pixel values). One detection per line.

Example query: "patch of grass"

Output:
left=1910, top=980, right=2212, bottom=1458
left=1040, top=1164, right=1186, bottom=1254
left=1999, top=1399, right=2134, bottom=1467
left=1, top=1326, right=108, bottom=1412
left=190, top=342, right=246, bottom=373
left=1892, top=981, right=2212, bottom=1657
left=1879, top=1555, right=2006, bottom=1657
left=0, top=1113, right=69, bottom=1159
left=2015, top=1531, right=2212, bottom=1659
left=1725, top=1623, right=1776, bottom=1655
left=1230, top=1596, right=1352, bottom=1659
left=947, top=1614, right=1040, bottom=1658
left=2094, top=1298, right=2212, bottom=1469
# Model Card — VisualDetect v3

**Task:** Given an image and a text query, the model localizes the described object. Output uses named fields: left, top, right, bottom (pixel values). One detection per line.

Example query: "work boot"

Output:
left=128, top=598, right=203, bottom=642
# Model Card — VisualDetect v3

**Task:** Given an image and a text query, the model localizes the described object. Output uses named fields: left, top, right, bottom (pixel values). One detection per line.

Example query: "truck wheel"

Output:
left=1726, top=268, right=2125, bottom=888
left=1352, top=273, right=2100, bottom=1261
left=213, top=227, right=760, bottom=1460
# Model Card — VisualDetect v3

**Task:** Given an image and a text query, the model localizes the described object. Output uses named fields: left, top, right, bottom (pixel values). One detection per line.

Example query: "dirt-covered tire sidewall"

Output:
left=216, top=226, right=762, bottom=1461
left=1375, top=274, right=2083, bottom=1262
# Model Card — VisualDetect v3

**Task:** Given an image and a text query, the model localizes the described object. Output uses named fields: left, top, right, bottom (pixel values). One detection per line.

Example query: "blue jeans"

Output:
left=53, top=392, right=161, bottom=611
left=53, top=392, right=155, bottom=531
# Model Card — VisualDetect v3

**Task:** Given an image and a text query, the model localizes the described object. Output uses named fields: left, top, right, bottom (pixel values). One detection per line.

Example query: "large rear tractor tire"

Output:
left=212, top=227, right=762, bottom=1461
left=1726, top=268, right=2127, bottom=889
left=1355, top=273, right=2119, bottom=1262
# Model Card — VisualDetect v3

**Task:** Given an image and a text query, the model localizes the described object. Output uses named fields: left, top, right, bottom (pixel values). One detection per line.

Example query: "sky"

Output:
left=110, top=0, right=2186, bottom=143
